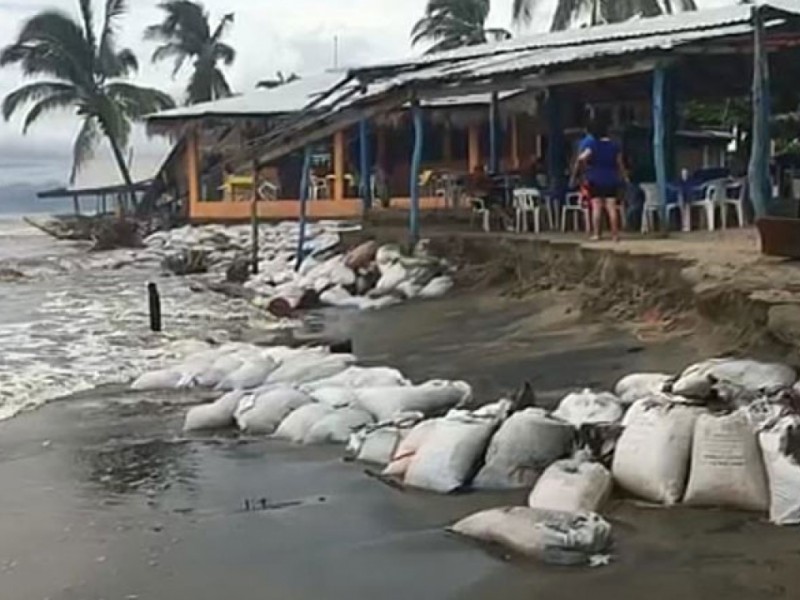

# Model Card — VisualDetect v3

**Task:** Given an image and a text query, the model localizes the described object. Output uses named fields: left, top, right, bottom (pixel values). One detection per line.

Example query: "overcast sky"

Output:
left=0, top=0, right=734, bottom=187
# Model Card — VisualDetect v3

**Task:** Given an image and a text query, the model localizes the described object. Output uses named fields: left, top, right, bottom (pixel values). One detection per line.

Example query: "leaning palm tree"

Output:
left=513, top=0, right=697, bottom=31
left=1, top=0, right=175, bottom=190
left=257, top=71, right=300, bottom=90
left=412, top=0, right=512, bottom=55
left=145, top=1, right=236, bottom=104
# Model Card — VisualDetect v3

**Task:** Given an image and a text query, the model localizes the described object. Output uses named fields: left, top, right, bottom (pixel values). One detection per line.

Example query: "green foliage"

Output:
left=411, top=0, right=511, bottom=55
left=513, top=0, right=697, bottom=31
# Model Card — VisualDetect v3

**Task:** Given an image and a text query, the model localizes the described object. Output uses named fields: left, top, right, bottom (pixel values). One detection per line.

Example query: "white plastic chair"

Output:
left=689, top=179, right=726, bottom=231
left=640, top=183, right=684, bottom=233
left=470, top=197, right=490, bottom=232
left=561, top=192, right=589, bottom=233
left=310, top=175, right=329, bottom=200
left=513, top=188, right=552, bottom=234
left=721, top=178, right=746, bottom=229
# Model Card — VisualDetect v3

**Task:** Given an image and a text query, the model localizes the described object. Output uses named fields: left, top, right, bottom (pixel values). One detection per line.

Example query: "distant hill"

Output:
left=0, top=182, right=77, bottom=215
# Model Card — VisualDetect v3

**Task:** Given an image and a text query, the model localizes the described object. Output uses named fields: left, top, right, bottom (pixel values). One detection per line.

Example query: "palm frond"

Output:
left=70, top=117, right=100, bottom=183
left=213, top=42, right=235, bottom=66
left=210, top=13, right=234, bottom=44
left=78, top=0, right=97, bottom=55
left=23, top=90, right=79, bottom=132
left=2, top=81, right=76, bottom=121
left=105, top=81, right=176, bottom=118
left=210, top=68, right=232, bottom=99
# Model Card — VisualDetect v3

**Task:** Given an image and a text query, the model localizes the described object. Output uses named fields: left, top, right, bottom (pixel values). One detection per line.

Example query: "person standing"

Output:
left=578, top=118, right=628, bottom=241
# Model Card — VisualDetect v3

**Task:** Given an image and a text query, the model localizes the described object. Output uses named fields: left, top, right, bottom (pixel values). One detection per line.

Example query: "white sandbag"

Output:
left=302, top=366, right=409, bottom=391
left=183, top=391, right=244, bottom=431
left=195, top=353, right=244, bottom=387
left=553, top=389, right=623, bottom=427
left=528, top=458, right=612, bottom=513
left=373, top=262, right=408, bottom=295
left=673, top=358, right=796, bottom=401
left=396, top=279, right=422, bottom=300
left=683, top=411, right=768, bottom=511
left=449, top=507, right=611, bottom=565
left=376, top=244, right=402, bottom=266
left=473, top=408, right=575, bottom=489
left=612, top=399, right=705, bottom=505
left=355, top=426, right=407, bottom=465
left=383, top=419, right=441, bottom=478
left=319, top=286, right=363, bottom=309
left=418, top=276, right=454, bottom=299
left=404, top=410, right=498, bottom=493
left=131, top=368, right=183, bottom=391
left=759, top=416, right=800, bottom=525
left=165, top=339, right=213, bottom=359
left=614, top=373, right=671, bottom=405
left=304, top=407, right=375, bottom=445
left=267, top=353, right=354, bottom=385
left=308, top=386, right=358, bottom=408
left=234, top=386, right=312, bottom=434
left=216, top=356, right=278, bottom=390
left=355, top=380, right=472, bottom=422
left=274, top=403, right=334, bottom=443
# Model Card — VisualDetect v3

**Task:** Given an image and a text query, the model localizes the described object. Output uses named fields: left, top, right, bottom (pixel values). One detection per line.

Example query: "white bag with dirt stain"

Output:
left=759, top=415, right=800, bottom=525
left=383, top=419, right=441, bottom=478
left=404, top=410, right=498, bottom=493
left=273, top=403, right=334, bottom=443
left=673, top=358, right=796, bottom=401
left=234, top=386, right=312, bottom=434
left=683, top=410, right=769, bottom=511
left=304, top=407, right=375, bottom=445
left=612, top=399, right=705, bottom=505
left=216, top=356, right=278, bottom=391
left=183, top=390, right=245, bottom=431
left=614, top=373, right=672, bottom=405
left=553, top=389, right=623, bottom=427
left=528, top=457, right=612, bottom=513
left=473, top=408, right=575, bottom=490
left=449, top=507, right=612, bottom=565
left=355, top=380, right=472, bottom=422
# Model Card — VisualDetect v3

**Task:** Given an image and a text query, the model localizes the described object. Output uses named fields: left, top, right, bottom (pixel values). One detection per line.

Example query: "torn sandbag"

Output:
left=673, top=358, right=796, bottom=402
left=473, top=408, right=574, bottom=490
left=274, top=403, right=334, bottom=443
left=183, top=391, right=244, bottom=431
left=304, top=407, right=375, bottom=445
left=528, top=456, right=612, bottom=513
left=683, top=410, right=768, bottom=511
left=553, top=390, right=623, bottom=427
left=612, top=399, right=706, bottom=505
left=614, top=373, right=672, bottom=405
left=234, top=387, right=312, bottom=434
left=404, top=409, right=499, bottom=493
left=355, top=380, right=472, bottom=422
left=449, top=507, right=612, bottom=566
left=759, top=415, right=800, bottom=525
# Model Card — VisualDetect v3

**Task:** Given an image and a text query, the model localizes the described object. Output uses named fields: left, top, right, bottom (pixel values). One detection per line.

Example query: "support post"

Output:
left=250, top=160, right=259, bottom=275
left=749, top=4, right=771, bottom=218
left=545, top=89, right=565, bottom=202
left=653, top=65, right=668, bottom=223
left=489, top=91, right=499, bottom=174
left=510, top=115, right=520, bottom=170
left=185, top=130, right=200, bottom=218
left=443, top=121, right=453, bottom=163
left=147, top=282, right=162, bottom=332
left=468, top=124, right=480, bottom=172
left=333, top=130, right=345, bottom=201
left=409, top=100, right=423, bottom=247
left=296, top=145, right=313, bottom=271
left=358, top=119, right=372, bottom=211
left=72, top=194, right=80, bottom=216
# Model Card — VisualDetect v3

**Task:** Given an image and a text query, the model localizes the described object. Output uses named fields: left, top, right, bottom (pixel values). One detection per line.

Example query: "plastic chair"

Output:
left=513, top=188, right=552, bottom=234
left=721, top=178, right=746, bottom=228
left=310, top=175, right=329, bottom=200
left=689, top=179, right=726, bottom=231
left=470, top=197, right=490, bottom=232
left=561, top=192, right=589, bottom=233
left=640, top=184, right=684, bottom=232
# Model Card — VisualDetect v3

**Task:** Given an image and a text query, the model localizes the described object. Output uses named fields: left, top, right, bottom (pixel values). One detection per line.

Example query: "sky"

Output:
left=0, top=0, right=734, bottom=187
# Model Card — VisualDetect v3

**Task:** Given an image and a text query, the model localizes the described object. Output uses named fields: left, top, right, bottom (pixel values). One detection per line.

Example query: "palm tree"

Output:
left=1, top=0, right=175, bottom=193
left=257, top=71, right=300, bottom=90
left=412, top=0, right=512, bottom=55
left=145, top=1, right=236, bottom=104
left=513, top=0, right=697, bottom=31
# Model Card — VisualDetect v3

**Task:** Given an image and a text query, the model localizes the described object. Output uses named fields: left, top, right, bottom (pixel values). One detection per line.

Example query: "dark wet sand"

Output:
left=2, top=291, right=800, bottom=600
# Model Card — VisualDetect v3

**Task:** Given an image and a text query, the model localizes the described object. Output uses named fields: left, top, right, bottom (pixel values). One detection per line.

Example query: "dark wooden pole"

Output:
left=749, top=4, right=771, bottom=218
left=251, top=160, right=259, bottom=275
left=409, top=99, right=423, bottom=247
left=148, top=282, right=162, bottom=332
left=296, top=145, right=313, bottom=271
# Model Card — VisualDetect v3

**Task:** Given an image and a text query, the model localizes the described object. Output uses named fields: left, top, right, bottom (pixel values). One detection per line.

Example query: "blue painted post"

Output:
left=295, top=145, right=312, bottom=271
left=652, top=65, right=668, bottom=225
left=489, top=91, right=499, bottom=174
left=358, top=119, right=372, bottom=211
left=749, top=5, right=771, bottom=218
left=409, top=100, right=423, bottom=247
left=545, top=88, right=565, bottom=202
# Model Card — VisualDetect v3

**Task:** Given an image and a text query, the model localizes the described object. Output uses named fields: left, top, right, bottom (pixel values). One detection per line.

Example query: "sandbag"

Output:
left=216, top=356, right=277, bottom=390
left=383, top=419, right=441, bottom=478
left=234, top=387, right=312, bottom=434
left=308, top=386, right=358, bottom=408
left=473, top=408, right=575, bottom=489
left=418, top=276, right=454, bottom=299
left=683, top=410, right=768, bottom=511
left=372, top=262, right=408, bottom=295
left=673, top=358, right=796, bottom=401
left=267, top=353, right=354, bottom=385
left=528, top=457, right=612, bottom=513
left=355, top=380, right=472, bottom=422
left=612, top=399, right=705, bottom=505
left=614, top=373, right=671, bottom=405
left=274, top=403, right=334, bottom=443
left=195, top=353, right=244, bottom=387
left=759, top=416, right=800, bottom=525
left=449, top=507, right=611, bottom=565
left=344, top=240, right=378, bottom=270
left=131, top=368, right=182, bottom=391
left=302, top=366, right=409, bottom=391
left=553, top=390, right=623, bottom=427
left=183, top=391, right=244, bottom=431
left=404, top=410, right=498, bottom=493
left=304, top=407, right=375, bottom=445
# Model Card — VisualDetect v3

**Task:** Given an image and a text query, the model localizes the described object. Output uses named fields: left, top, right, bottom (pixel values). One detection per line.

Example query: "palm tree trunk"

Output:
left=105, top=132, right=135, bottom=216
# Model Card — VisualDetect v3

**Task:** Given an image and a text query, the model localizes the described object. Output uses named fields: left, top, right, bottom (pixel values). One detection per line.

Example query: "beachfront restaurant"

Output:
left=239, top=2, right=800, bottom=244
